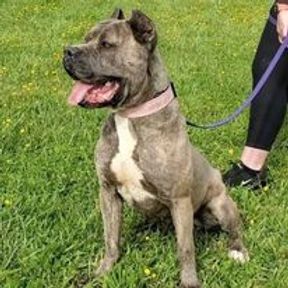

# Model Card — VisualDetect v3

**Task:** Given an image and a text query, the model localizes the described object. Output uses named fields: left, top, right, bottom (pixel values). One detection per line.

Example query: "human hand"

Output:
left=277, top=10, right=288, bottom=43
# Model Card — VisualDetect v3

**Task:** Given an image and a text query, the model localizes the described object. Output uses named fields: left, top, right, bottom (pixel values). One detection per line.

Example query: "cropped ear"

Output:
left=128, top=10, right=157, bottom=51
left=111, top=8, right=125, bottom=20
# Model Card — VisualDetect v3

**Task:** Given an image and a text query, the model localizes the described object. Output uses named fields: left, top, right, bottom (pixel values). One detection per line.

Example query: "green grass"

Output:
left=1, top=0, right=288, bottom=287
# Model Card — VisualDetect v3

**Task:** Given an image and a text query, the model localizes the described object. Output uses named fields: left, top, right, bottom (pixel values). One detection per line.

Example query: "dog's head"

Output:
left=63, top=9, right=158, bottom=109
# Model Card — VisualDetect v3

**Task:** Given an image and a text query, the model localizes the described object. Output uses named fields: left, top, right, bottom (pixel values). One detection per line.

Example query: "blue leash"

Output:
left=185, top=16, right=288, bottom=129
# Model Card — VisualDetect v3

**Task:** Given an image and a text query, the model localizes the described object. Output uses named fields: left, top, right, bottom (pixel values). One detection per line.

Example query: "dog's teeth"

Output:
left=105, top=81, right=112, bottom=87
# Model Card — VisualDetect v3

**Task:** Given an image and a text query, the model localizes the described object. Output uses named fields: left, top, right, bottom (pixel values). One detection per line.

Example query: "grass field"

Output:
left=1, top=0, right=288, bottom=287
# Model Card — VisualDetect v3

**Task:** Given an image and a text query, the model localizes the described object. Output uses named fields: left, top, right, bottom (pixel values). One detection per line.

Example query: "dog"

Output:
left=63, top=9, right=249, bottom=288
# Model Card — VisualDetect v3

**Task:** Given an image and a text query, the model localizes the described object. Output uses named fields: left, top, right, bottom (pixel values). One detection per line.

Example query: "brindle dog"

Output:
left=63, top=9, right=249, bottom=288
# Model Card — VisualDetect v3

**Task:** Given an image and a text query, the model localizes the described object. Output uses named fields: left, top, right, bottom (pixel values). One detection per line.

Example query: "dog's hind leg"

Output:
left=94, top=185, right=123, bottom=277
left=171, top=197, right=201, bottom=288
left=205, top=180, right=249, bottom=263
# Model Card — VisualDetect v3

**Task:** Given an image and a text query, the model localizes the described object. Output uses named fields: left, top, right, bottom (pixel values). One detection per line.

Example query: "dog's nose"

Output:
left=64, top=46, right=80, bottom=58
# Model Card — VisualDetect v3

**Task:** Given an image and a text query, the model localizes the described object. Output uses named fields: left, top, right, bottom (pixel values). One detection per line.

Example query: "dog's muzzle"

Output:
left=63, top=46, right=83, bottom=80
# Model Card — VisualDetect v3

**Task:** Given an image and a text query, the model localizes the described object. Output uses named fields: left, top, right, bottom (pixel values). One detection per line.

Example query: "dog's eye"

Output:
left=100, top=40, right=114, bottom=49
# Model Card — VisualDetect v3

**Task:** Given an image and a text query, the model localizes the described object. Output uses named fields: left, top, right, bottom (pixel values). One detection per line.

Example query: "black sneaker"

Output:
left=223, top=162, right=268, bottom=190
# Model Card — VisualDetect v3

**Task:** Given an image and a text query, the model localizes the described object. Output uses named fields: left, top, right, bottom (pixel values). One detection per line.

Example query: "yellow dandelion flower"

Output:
left=4, top=199, right=12, bottom=206
left=152, top=273, right=157, bottom=278
left=263, top=186, right=269, bottom=192
left=144, top=268, right=151, bottom=276
left=228, top=149, right=234, bottom=156
left=20, top=128, right=25, bottom=134
left=145, top=236, right=150, bottom=241
left=53, top=52, right=60, bottom=60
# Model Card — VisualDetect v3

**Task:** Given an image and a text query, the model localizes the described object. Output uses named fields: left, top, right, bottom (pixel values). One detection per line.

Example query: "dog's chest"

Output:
left=110, top=115, right=156, bottom=205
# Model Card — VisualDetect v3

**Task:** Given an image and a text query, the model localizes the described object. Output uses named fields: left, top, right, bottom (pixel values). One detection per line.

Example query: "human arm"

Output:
left=277, top=0, right=288, bottom=42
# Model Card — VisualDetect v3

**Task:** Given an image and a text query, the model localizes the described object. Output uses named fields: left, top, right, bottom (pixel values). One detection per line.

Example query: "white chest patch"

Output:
left=110, top=114, right=155, bottom=205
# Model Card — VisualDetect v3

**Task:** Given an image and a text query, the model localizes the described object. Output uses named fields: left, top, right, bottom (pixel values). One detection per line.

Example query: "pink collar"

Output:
left=117, top=85, right=175, bottom=119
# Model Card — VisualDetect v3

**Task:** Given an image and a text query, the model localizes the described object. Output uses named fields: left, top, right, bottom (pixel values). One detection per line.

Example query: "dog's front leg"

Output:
left=171, top=198, right=201, bottom=288
left=94, top=185, right=123, bottom=277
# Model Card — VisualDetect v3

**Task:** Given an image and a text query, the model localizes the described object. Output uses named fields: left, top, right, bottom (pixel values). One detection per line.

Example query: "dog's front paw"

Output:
left=180, top=268, right=201, bottom=288
left=180, top=275, right=201, bottom=288
left=94, top=256, right=118, bottom=277
left=180, top=282, right=201, bottom=288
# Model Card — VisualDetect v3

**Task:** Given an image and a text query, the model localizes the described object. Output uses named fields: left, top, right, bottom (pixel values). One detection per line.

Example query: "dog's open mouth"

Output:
left=68, top=79, right=121, bottom=108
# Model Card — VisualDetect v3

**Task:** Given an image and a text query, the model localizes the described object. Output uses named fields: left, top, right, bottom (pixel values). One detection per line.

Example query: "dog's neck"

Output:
left=148, top=49, right=170, bottom=95
left=117, top=49, right=174, bottom=118
left=117, top=85, right=175, bottom=118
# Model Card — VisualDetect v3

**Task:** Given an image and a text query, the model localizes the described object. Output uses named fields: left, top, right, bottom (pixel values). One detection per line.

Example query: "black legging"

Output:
left=246, top=6, right=288, bottom=151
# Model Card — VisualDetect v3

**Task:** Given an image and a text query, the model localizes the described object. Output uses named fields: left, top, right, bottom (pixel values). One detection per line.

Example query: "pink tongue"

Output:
left=68, top=81, right=94, bottom=106
left=68, top=81, right=120, bottom=106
